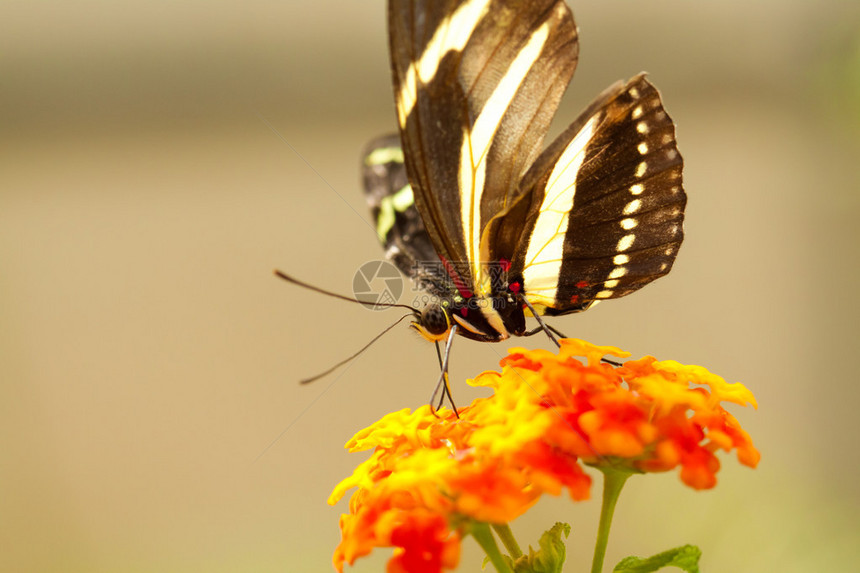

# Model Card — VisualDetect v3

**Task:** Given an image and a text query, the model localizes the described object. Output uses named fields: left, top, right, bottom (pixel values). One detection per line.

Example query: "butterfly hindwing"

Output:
left=362, top=134, right=456, bottom=299
left=491, top=74, right=686, bottom=315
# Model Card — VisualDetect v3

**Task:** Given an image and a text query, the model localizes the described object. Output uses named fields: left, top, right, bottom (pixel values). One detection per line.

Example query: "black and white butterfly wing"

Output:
left=490, top=74, right=686, bottom=315
left=388, top=0, right=579, bottom=295
left=362, top=134, right=453, bottom=298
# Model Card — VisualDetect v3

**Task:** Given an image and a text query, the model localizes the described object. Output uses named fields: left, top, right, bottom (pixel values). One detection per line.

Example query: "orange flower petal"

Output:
left=330, top=339, right=758, bottom=570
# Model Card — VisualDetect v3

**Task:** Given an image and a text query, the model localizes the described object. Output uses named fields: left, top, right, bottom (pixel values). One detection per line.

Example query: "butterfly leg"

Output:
left=521, top=311, right=623, bottom=367
left=543, top=324, right=623, bottom=367
left=523, top=323, right=566, bottom=338
left=430, top=325, right=459, bottom=417
left=548, top=323, right=623, bottom=366
left=545, top=324, right=567, bottom=340
left=519, top=297, right=561, bottom=348
left=548, top=325, right=620, bottom=366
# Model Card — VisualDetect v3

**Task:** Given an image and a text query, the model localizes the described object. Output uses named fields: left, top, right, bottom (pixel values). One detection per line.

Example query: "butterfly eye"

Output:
left=420, top=303, right=450, bottom=336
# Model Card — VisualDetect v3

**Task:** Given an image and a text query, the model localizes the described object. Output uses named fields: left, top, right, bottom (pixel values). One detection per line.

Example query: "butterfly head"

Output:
left=411, top=302, right=451, bottom=342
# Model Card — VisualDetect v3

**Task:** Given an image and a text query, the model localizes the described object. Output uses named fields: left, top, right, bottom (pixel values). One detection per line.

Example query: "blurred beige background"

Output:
left=3, top=1, right=859, bottom=571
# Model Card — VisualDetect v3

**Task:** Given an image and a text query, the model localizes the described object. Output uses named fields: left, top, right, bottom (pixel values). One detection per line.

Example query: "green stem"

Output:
left=471, top=522, right=514, bottom=573
left=590, top=468, right=631, bottom=573
left=492, top=523, right=523, bottom=559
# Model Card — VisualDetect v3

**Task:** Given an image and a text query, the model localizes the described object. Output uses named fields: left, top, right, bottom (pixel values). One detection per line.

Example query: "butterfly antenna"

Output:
left=274, top=270, right=416, bottom=312
left=300, top=313, right=414, bottom=384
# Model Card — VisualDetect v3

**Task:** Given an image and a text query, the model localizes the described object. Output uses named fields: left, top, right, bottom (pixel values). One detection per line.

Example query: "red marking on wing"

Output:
left=439, top=255, right=473, bottom=299
left=575, top=280, right=589, bottom=289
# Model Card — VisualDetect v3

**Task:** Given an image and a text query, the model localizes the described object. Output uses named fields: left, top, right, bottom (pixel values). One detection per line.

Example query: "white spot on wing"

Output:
left=376, top=184, right=415, bottom=240
left=608, top=266, right=628, bottom=279
left=637, top=121, right=649, bottom=134
left=617, top=234, right=635, bottom=251
left=613, top=254, right=629, bottom=265
left=638, top=142, right=649, bottom=155
left=635, top=162, right=647, bottom=177
left=623, top=199, right=641, bottom=215
left=632, top=106, right=644, bottom=119
left=620, top=218, right=638, bottom=230
left=365, top=147, right=404, bottom=165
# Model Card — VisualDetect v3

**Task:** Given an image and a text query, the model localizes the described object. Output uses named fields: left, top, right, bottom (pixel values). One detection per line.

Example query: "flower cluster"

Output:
left=329, top=339, right=759, bottom=572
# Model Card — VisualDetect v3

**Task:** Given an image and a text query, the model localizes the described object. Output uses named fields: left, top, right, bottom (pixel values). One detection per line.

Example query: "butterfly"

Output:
left=362, top=0, right=686, bottom=357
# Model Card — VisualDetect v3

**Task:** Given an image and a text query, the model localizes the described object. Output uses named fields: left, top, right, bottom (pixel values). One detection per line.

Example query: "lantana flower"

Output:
left=329, top=339, right=759, bottom=573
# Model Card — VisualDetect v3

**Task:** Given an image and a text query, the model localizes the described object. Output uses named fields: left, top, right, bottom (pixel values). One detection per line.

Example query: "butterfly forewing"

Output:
left=388, top=0, right=579, bottom=295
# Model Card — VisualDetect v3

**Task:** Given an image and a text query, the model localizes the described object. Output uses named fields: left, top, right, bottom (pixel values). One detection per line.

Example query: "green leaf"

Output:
left=612, top=545, right=702, bottom=573
left=508, top=522, right=571, bottom=573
